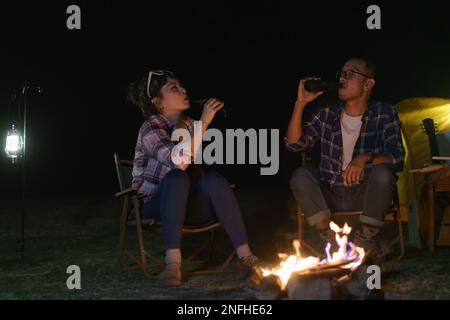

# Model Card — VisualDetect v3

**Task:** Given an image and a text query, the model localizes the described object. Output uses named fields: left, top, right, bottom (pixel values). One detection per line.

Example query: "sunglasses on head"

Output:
left=336, top=69, right=373, bottom=80
left=147, top=70, right=175, bottom=99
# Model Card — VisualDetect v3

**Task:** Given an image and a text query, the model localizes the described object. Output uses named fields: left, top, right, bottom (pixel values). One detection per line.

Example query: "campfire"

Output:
left=251, top=221, right=375, bottom=300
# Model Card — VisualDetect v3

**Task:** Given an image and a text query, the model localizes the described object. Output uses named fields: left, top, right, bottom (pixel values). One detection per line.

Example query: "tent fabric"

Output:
left=395, top=97, right=450, bottom=207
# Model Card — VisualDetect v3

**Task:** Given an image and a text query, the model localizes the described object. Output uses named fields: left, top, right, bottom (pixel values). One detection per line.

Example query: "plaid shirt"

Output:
left=285, top=100, right=405, bottom=186
left=132, top=114, right=194, bottom=201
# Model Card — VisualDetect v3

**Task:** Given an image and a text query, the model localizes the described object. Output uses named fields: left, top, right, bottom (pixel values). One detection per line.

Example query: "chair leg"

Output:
left=133, top=196, right=149, bottom=274
left=117, top=197, right=129, bottom=270
left=186, top=251, right=235, bottom=276
left=297, top=210, right=303, bottom=242
left=396, top=212, right=405, bottom=261
left=184, top=229, right=235, bottom=277
left=392, top=183, right=405, bottom=260
left=298, top=210, right=321, bottom=257
left=185, top=229, right=217, bottom=265
left=185, top=241, right=210, bottom=263
left=387, top=208, right=405, bottom=261
left=132, top=196, right=162, bottom=279
left=208, top=229, right=216, bottom=262
left=218, top=251, right=236, bottom=272
left=301, top=240, right=322, bottom=257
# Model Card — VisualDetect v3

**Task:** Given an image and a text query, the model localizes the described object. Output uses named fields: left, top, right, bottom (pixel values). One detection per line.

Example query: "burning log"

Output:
left=259, top=222, right=365, bottom=290
left=250, top=261, right=354, bottom=300
left=336, top=265, right=385, bottom=300
left=342, top=265, right=371, bottom=298
left=249, top=221, right=371, bottom=300
left=255, top=275, right=284, bottom=300
left=246, top=265, right=284, bottom=300
left=287, top=274, right=332, bottom=300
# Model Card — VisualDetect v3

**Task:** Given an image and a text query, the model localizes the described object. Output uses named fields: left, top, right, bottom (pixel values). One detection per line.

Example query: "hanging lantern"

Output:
left=5, top=123, right=24, bottom=163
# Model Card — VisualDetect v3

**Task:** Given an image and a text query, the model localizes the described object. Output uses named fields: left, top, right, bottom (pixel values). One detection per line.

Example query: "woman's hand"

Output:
left=200, top=98, right=224, bottom=127
left=296, top=77, right=324, bottom=105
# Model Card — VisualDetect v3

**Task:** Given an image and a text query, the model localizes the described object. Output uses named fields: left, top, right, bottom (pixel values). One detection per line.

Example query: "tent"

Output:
left=395, top=97, right=450, bottom=247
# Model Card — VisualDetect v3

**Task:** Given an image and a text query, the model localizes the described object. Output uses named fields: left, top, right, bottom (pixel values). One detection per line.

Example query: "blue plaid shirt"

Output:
left=285, top=100, right=405, bottom=186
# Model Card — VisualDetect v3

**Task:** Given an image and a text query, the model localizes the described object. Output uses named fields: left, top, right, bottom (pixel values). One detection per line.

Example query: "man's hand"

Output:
left=296, top=77, right=324, bottom=105
left=342, top=154, right=370, bottom=186
left=286, top=77, right=323, bottom=146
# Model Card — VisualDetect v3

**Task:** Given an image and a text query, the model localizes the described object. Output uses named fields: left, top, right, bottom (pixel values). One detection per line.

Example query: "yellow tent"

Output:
left=394, top=97, right=450, bottom=247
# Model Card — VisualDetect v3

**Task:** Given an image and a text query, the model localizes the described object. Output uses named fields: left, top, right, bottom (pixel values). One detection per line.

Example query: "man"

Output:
left=286, top=58, right=405, bottom=259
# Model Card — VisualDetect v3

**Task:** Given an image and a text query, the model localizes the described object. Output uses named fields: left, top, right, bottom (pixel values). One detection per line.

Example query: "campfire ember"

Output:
left=259, top=221, right=365, bottom=290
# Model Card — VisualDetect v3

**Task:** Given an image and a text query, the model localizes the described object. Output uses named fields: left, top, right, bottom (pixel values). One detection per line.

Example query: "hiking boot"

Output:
left=240, top=255, right=265, bottom=269
left=353, top=231, right=382, bottom=264
left=158, top=263, right=182, bottom=287
left=319, top=228, right=340, bottom=254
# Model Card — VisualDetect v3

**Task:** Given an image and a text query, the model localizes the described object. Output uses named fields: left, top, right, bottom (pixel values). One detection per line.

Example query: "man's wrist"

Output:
left=295, top=100, right=307, bottom=109
left=365, top=152, right=375, bottom=163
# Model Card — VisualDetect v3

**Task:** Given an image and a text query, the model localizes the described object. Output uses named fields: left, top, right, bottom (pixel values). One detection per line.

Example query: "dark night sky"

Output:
left=1, top=0, right=450, bottom=199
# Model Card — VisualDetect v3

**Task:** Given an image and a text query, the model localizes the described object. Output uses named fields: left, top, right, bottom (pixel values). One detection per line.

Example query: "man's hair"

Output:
left=347, top=57, right=376, bottom=79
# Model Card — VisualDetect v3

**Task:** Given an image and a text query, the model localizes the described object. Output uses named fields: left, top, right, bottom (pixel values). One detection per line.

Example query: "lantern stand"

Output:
left=4, top=82, right=41, bottom=260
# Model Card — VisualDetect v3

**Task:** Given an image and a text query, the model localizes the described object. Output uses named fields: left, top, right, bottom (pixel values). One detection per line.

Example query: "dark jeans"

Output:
left=290, top=164, right=395, bottom=228
left=141, top=169, right=249, bottom=250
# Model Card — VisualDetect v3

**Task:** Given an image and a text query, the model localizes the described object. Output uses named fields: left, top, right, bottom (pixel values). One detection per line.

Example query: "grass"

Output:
left=0, top=187, right=449, bottom=300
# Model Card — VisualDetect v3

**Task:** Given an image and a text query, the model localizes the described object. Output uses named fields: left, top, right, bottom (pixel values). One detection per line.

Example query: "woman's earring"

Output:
left=152, top=97, right=163, bottom=112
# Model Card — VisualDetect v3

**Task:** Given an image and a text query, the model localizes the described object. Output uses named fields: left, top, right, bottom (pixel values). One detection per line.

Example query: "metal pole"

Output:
left=18, top=83, right=28, bottom=261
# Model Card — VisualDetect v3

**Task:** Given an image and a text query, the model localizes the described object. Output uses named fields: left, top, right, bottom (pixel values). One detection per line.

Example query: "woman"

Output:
left=127, top=70, right=260, bottom=286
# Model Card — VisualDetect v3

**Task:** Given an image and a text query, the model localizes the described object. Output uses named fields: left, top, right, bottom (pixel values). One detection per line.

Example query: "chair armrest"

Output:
left=120, top=160, right=134, bottom=167
left=115, top=188, right=138, bottom=198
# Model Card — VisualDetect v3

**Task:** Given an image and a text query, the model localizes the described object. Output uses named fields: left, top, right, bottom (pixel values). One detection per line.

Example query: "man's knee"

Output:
left=369, top=164, right=394, bottom=186
left=290, top=167, right=317, bottom=191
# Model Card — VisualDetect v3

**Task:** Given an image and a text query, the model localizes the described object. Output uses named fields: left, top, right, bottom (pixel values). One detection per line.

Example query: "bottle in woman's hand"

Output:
left=200, top=98, right=225, bottom=126
left=190, top=98, right=228, bottom=121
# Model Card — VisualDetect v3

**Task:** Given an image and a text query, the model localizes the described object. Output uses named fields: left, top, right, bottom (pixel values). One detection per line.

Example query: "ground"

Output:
left=1, top=186, right=449, bottom=300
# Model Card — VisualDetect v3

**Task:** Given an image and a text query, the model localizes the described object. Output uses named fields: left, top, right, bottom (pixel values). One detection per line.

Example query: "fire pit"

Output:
left=249, top=221, right=382, bottom=300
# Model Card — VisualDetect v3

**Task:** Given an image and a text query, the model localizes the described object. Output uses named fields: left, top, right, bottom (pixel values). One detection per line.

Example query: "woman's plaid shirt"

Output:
left=132, top=114, right=194, bottom=201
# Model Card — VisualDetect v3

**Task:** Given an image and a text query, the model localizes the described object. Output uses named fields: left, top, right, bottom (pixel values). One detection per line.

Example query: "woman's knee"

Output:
left=199, top=172, right=229, bottom=189
left=162, top=168, right=190, bottom=187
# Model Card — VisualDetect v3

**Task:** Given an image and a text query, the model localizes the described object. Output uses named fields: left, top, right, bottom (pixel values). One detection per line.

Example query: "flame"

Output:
left=260, top=221, right=365, bottom=290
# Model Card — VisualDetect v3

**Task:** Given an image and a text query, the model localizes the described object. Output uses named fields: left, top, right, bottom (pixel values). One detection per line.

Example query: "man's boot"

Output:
left=353, top=224, right=382, bottom=263
left=319, top=227, right=339, bottom=254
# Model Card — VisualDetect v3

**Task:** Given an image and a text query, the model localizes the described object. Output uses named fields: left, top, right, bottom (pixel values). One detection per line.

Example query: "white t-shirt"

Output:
left=341, top=112, right=363, bottom=170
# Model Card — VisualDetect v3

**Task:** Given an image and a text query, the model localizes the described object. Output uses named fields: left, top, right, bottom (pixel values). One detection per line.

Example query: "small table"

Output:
left=424, top=167, right=450, bottom=252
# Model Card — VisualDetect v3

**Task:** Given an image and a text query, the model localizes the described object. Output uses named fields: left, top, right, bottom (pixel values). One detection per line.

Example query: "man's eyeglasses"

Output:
left=147, top=70, right=174, bottom=99
left=336, top=69, right=373, bottom=80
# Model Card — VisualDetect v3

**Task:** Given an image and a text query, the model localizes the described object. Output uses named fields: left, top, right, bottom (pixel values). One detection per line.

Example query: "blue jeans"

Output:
left=290, top=164, right=395, bottom=228
left=141, top=169, right=249, bottom=250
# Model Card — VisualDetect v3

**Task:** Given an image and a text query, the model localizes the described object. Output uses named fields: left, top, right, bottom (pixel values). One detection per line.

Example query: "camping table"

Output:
left=424, top=167, right=450, bottom=252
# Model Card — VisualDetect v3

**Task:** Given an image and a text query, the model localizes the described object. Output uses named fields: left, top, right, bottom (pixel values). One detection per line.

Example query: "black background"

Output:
left=1, top=0, right=450, bottom=199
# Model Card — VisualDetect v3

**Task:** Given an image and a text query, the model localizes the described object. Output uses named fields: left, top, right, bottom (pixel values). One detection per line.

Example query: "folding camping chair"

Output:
left=297, top=178, right=405, bottom=261
left=114, top=153, right=235, bottom=279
